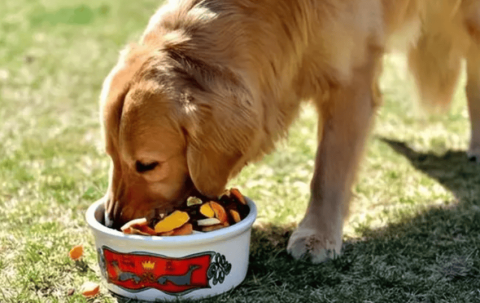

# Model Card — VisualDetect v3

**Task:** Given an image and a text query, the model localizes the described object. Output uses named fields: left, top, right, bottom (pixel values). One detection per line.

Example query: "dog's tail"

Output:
left=407, top=0, right=470, bottom=113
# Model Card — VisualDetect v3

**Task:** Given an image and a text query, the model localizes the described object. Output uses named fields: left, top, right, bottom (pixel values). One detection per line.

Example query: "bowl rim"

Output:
left=85, top=196, right=257, bottom=247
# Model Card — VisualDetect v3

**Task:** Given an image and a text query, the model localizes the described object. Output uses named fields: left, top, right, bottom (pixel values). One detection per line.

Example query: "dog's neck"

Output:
left=137, top=0, right=318, bottom=159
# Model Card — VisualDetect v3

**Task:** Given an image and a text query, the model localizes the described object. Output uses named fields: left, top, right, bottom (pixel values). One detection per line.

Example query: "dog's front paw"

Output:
left=287, top=227, right=342, bottom=263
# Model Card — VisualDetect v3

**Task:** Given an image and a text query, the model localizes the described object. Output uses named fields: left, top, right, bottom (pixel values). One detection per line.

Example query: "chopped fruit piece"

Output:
left=202, top=224, right=226, bottom=232
left=121, top=227, right=139, bottom=235
left=186, top=196, right=203, bottom=206
left=69, top=245, right=84, bottom=261
left=81, top=281, right=100, bottom=298
left=115, top=187, right=249, bottom=236
left=138, top=225, right=157, bottom=235
left=172, top=223, right=193, bottom=236
left=154, top=210, right=190, bottom=233
left=210, top=201, right=228, bottom=223
left=123, top=226, right=154, bottom=236
left=230, top=210, right=241, bottom=223
left=120, top=218, right=148, bottom=233
left=197, top=218, right=221, bottom=226
left=158, top=230, right=175, bottom=236
left=230, top=188, right=247, bottom=205
left=120, top=218, right=155, bottom=235
left=199, top=202, right=215, bottom=218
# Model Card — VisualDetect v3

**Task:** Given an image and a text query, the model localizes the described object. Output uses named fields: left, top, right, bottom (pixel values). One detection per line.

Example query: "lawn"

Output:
left=1, top=0, right=480, bottom=302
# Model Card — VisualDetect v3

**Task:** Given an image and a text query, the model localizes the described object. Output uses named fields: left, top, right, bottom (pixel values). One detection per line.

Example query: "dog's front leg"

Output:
left=287, top=58, right=380, bottom=263
left=467, top=42, right=480, bottom=162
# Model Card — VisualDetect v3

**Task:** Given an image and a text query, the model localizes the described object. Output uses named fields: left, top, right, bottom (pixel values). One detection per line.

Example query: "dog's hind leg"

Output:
left=466, top=42, right=480, bottom=161
left=287, top=53, right=382, bottom=263
left=407, top=29, right=463, bottom=112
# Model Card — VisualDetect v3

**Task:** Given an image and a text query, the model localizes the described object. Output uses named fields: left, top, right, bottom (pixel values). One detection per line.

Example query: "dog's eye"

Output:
left=135, top=161, right=159, bottom=173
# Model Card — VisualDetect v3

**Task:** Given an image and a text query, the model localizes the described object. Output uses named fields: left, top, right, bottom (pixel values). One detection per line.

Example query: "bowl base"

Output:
left=110, top=289, right=223, bottom=302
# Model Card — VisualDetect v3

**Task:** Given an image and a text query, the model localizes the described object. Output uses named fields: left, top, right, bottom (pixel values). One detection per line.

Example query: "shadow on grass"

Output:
left=379, top=137, right=480, bottom=201
left=114, top=137, right=480, bottom=302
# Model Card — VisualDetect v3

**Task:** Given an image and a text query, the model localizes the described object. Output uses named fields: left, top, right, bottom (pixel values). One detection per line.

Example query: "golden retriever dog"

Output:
left=99, top=0, right=480, bottom=263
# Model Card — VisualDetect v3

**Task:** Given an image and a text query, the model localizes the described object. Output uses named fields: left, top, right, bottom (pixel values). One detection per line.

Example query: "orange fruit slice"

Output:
left=209, top=201, right=228, bottom=223
left=137, top=225, right=157, bottom=235
left=231, top=188, right=246, bottom=205
left=229, top=209, right=241, bottom=223
left=69, top=245, right=83, bottom=261
left=172, top=223, right=193, bottom=236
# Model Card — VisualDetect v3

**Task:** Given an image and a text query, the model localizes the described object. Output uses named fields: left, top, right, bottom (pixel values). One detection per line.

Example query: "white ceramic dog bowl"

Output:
left=86, top=197, right=257, bottom=302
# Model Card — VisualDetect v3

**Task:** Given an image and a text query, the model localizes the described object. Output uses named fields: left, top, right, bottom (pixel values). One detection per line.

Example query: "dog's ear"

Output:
left=100, top=43, right=154, bottom=222
left=180, top=75, right=258, bottom=197
left=100, top=43, right=149, bottom=153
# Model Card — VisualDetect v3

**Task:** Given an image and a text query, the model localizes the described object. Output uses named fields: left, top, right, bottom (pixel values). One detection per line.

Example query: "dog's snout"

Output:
left=102, top=165, right=196, bottom=229
left=104, top=193, right=159, bottom=229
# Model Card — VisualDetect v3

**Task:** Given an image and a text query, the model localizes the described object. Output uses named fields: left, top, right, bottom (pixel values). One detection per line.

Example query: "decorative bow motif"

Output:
left=207, top=253, right=232, bottom=285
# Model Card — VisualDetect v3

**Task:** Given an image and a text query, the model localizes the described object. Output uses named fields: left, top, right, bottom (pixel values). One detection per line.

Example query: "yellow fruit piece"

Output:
left=230, top=210, right=241, bottom=223
left=199, top=203, right=215, bottom=218
left=69, top=245, right=83, bottom=261
left=81, top=281, right=100, bottom=298
left=154, top=210, right=190, bottom=233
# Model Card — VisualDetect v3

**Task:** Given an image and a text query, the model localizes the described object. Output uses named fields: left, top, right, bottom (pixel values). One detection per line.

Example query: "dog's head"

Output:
left=100, top=42, right=257, bottom=228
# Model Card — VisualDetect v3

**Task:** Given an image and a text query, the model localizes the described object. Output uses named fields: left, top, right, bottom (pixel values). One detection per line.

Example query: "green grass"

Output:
left=1, top=1, right=479, bottom=302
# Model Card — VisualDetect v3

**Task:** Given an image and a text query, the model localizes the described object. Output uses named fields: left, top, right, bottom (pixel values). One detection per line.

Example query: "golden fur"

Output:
left=100, top=0, right=480, bottom=262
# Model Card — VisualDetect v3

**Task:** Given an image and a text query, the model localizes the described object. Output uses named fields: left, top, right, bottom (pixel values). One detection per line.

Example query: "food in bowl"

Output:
left=86, top=189, right=257, bottom=301
left=119, top=188, right=250, bottom=237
